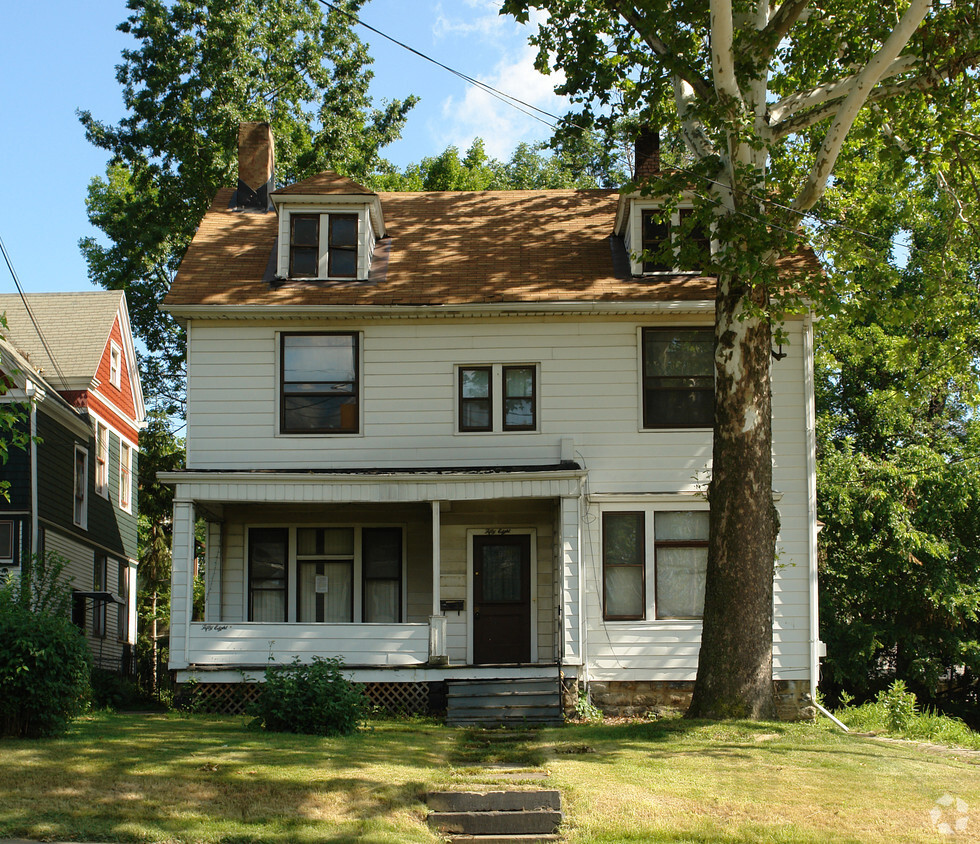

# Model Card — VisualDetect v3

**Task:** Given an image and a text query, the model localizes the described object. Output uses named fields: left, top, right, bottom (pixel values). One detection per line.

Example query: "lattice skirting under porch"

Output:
left=177, top=680, right=431, bottom=717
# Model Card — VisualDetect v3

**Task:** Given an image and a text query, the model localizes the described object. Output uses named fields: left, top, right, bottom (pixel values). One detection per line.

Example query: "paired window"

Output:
left=73, top=446, right=88, bottom=529
left=248, top=526, right=403, bottom=624
left=95, top=423, right=109, bottom=498
left=117, top=561, right=130, bottom=641
left=280, top=333, right=359, bottom=434
left=640, top=207, right=710, bottom=273
left=288, top=212, right=358, bottom=279
left=458, top=365, right=536, bottom=432
left=602, top=509, right=709, bottom=621
left=642, top=328, right=714, bottom=428
left=119, top=441, right=132, bottom=511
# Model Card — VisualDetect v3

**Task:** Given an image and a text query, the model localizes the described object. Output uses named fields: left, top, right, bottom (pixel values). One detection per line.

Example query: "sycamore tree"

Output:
left=502, top=0, right=980, bottom=717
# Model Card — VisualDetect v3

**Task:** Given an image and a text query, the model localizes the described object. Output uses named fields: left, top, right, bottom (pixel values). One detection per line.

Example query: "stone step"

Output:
left=447, top=713, right=563, bottom=727
left=427, top=810, right=563, bottom=836
left=427, top=790, right=561, bottom=813
left=448, top=680, right=560, bottom=697
left=447, top=836, right=563, bottom=843
left=449, top=693, right=560, bottom=709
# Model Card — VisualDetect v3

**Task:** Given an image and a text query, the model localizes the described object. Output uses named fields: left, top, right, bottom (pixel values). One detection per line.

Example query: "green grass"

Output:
left=1, top=712, right=979, bottom=843
left=833, top=700, right=980, bottom=749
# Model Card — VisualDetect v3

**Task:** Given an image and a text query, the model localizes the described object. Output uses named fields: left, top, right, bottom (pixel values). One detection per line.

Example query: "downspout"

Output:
left=27, top=381, right=38, bottom=557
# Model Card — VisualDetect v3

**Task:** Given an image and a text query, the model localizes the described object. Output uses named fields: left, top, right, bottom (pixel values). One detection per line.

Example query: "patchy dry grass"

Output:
left=2, top=712, right=979, bottom=843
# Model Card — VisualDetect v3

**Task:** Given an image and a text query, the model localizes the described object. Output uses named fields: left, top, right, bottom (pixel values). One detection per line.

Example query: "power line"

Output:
left=0, top=234, right=73, bottom=393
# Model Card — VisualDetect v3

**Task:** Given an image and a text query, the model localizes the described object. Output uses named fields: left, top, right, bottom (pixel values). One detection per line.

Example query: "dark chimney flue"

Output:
left=236, top=122, right=275, bottom=211
left=634, top=127, right=660, bottom=184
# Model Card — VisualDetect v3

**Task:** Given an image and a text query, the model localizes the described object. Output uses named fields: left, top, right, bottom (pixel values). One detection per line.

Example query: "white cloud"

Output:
left=433, top=38, right=567, bottom=161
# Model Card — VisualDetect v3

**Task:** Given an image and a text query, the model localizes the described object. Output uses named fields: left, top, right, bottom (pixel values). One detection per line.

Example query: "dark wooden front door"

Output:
left=473, top=533, right=531, bottom=664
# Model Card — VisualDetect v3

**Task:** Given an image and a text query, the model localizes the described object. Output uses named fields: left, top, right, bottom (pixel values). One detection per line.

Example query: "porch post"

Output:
left=169, top=499, right=196, bottom=670
left=429, top=500, right=448, bottom=664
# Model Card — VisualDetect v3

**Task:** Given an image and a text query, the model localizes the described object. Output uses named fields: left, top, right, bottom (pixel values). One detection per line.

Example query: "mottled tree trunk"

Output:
left=687, top=272, right=777, bottom=719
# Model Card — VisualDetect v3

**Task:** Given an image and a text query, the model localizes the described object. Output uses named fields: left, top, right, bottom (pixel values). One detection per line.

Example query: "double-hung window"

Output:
left=288, top=212, right=359, bottom=279
left=280, top=333, right=359, bottom=434
left=73, top=446, right=88, bottom=529
left=602, top=508, right=709, bottom=621
left=93, top=555, right=107, bottom=637
left=458, top=364, right=537, bottom=432
left=119, top=441, right=132, bottom=511
left=640, top=207, right=710, bottom=273
left=362, top=527, right=402, bottom=623
left=248, top=528, right=288, bottom=622
left=109, top=342, right=122, bottom=389
left=117, top=561, right=130, bottom=641
left=642, top=328, right=714, bottom=428
left=95, top=423, right=109, bottom=498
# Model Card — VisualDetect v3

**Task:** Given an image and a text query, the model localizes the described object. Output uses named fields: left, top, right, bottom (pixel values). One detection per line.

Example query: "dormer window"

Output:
left=328, top=214, right=358, bottom=277
left=289, top=215, right=319, bottom=277
left=632, top=205, right=711, bottom=275
left=281, top=210, right=365, bottom=280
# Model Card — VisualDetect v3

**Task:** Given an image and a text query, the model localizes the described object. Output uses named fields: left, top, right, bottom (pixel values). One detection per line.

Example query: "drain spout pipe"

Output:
left=808, top=696, right=849, bottom=732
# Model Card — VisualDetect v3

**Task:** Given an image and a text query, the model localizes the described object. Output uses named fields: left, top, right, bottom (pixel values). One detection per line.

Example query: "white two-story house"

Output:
left=161, top=123, right=820, bottom=721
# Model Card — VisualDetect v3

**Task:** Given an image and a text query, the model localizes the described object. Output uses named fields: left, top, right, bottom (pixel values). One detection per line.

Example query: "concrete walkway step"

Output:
left=427, top=789, right=563, bottom=840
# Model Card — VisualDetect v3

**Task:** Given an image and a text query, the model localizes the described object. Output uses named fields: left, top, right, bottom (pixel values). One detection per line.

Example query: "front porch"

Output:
left=163, top=466, right=587, bottom=691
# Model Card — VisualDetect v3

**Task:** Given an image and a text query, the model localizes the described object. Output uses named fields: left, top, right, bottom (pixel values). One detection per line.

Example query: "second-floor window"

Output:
left=73, top=446, right=88, bottom=529
left=640, top=207, right=710, bottom=273
left=642, top=328, right=714, bottom=428
left=458, top=364, right=537, bottom=432
left=95, top=423, right=109, bottom=497
left=119, top=441, right=132, bottom=511
left=280, top=333, right=359, bottom=434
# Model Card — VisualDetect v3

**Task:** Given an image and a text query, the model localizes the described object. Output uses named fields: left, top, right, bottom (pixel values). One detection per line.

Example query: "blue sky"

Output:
left=0, top=0, right=567, bottom=296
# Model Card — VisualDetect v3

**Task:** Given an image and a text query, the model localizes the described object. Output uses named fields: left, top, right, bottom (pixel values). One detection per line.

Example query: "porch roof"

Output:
left=160, top=464, right=587, bottom=505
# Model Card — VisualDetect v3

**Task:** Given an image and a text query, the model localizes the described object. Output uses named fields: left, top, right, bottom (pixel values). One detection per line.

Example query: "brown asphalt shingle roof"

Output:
left=164, top=179, right=819, bottom=309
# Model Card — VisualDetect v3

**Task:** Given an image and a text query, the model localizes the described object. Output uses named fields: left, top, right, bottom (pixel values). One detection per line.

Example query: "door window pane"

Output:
left=481, top=545, right=524, bottom=602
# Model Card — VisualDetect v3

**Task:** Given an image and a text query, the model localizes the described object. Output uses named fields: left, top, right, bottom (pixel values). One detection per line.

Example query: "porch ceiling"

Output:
left=160, top=465, right=587, bottom=505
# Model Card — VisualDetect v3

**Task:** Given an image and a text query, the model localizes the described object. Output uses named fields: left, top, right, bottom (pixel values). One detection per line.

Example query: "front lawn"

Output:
left=1, top=712, right=977, bottom=843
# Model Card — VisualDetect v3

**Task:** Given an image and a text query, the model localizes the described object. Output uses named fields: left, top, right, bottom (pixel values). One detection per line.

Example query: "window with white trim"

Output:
left=286, top=211, right=359, bottom=279
left=119, top=441, right=132, bottom=511
left=117, top=561, right=130, bottom=641
left=632, top=205, right=710, bottom=275
left=280, top=332, right=359, bottom=434
left=641, top=327, right=714, bottom=428
left=73, top=446, right=88, bottom=529
left=95, top=423, right=109, bottom=497
left=458, top=364, right=537, bottom=432
left=602, top=507, right=709, bottom=621
left=109, top=342, right=122, bottom=388
left=93, top=555, right=107, bottom=638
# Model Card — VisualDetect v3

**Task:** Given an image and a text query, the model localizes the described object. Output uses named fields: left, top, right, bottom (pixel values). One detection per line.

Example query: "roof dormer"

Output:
left=270, top=173, right=385, bottom=282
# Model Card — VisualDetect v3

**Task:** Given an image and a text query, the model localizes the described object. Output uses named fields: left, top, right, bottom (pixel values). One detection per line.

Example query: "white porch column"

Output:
left=169, top=499, right=196, bottom=670
left=429, top=500, right=447, bottom=664
left=560, top=494, right=583, bottom=666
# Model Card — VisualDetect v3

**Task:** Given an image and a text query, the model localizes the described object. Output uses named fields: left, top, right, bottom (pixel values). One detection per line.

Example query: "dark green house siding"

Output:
left=0, top=414, right=31, bottom=510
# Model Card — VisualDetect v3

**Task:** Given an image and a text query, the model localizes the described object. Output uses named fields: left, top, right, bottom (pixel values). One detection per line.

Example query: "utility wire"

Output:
left=322, top=0, right=931, bottom=257
left=0, top=233, right=73, bottom=393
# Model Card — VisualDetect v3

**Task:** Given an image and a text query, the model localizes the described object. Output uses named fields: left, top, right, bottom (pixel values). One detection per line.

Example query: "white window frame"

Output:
left=278, top=207, right=370, bottom=281
left=73, top=445, right=89, bottom=530
left=118, top=440, right=133, bottom=512
left=109, top=341, right=122, bottom=388
left=95, top=422, right=109, bottom=498
left=628, top=200, right=711, bottom=276
left=455, top=363, right=539, bottom=434
left=243, top=524, right=406, bottom=624
left=599, top=500, right=709, bottom=623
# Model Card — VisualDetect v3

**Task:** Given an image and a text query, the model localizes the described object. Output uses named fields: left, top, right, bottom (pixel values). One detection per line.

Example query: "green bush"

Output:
left=249, top=656, right=370, bottom=736
left=0, top=554, right=91, bottom=737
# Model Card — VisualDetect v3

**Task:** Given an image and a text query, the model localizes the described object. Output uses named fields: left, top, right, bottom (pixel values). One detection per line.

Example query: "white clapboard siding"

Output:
left=186, top=622, right=429, bottom=666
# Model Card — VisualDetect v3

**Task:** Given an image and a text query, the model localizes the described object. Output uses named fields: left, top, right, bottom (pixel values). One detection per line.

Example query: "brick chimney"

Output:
left=634, top=127, right=660, bottom=184
left=236, top=122, right=275, bottom=211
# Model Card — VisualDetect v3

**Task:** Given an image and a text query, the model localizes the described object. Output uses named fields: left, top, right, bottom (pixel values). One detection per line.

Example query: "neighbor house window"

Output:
left=296, top=527, right=354, bottom=623
left=95, top=423, right=109, bottom=497
left=0, top=520, right=13, bottom=562
left=119, top=441, right=132, bottom=511
left=289, top=214, right=319, bottom=278
left=73, top=446, right=88, bottom=529
left=248, top=528, right=288, bottom=622
left=280, top=333, right=359, bottom=434
left=109, top=342, right=122, bottom=388
left=655, top=511, right=709, bottom=619
left=458, top=364, right=537, bottom=432
left=93, top=555, right=107, bottom=638
left=117, top=561, right=130, bottom=641
left=362, top=527, right=402, bottom=623
left=602, top=511, right=645, bottom=620
left=642, top=328, right=714, bottom=428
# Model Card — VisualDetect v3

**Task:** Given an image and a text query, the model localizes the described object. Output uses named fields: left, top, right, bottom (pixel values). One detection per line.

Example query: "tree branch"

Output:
left=610, top=1, right=713, bottom=101
left=792, top=0, right=932, bottom=213
left=769, top=55, right=919, bottom=126
left=757, top=0, right=810, bottom=61
left=710, top=0, right=743, bottom=104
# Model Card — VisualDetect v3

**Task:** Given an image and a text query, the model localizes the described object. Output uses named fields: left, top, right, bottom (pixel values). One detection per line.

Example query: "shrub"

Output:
left=878, top=679, right=917, bottom=733
left=249, top=656, right=370, bottom=736
left=0, top=554, right=91, bottom=737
